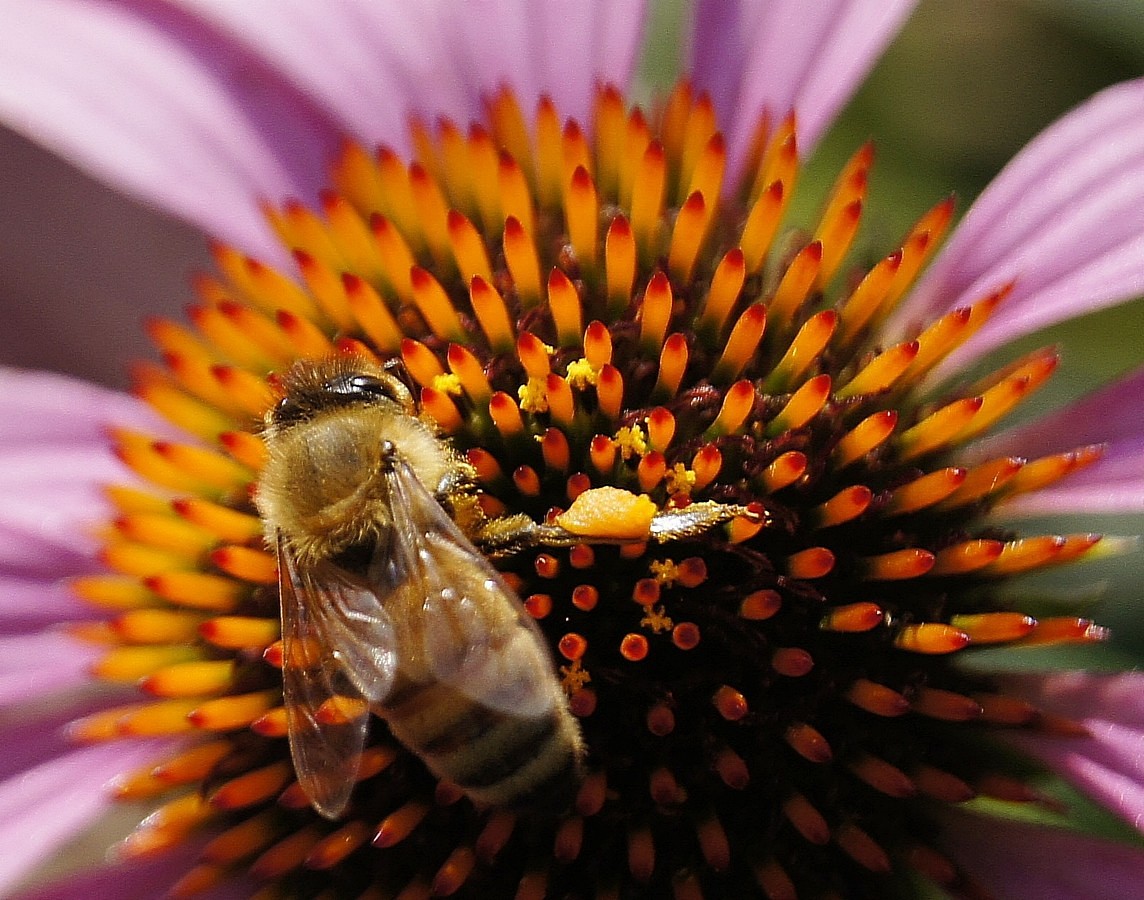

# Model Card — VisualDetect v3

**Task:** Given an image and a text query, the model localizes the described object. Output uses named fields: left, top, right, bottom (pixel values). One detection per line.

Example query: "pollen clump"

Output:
left=70, top=81, right=1116, bottom=900
left=554, top=486, right=658, bottom=540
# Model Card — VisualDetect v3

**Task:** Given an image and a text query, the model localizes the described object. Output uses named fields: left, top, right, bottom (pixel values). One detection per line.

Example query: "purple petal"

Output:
left=0, top=369, right=174, bottom=446
left=175, top=0, right=647, bottom=147
left=972, top=366, right=1144, bottom=516
left=893, top=78, right=1144, bottom=366
left=16, top=837, right=256, bottom=900
left=940, top=810, right=1144, bottom=900
left=998, top=673, right=1144, bottom=835
left=688, top=0, right=916, bottom=176
left=0, top=578, right=97, bottom=633
left=0, top=0, right=345, bottom=260
left=0, top=631, right=102, bottom=705
left=0, top=740, right=171, bottom=896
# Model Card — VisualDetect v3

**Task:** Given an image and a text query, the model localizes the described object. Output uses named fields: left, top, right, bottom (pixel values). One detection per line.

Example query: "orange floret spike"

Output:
left=712, top=303, right=767, bottom=384
left=977, top=535, right=1069, bottom=576
left=467, top=124, right=503, bottom=234
left=668, top=191, right=709, bottom=283
left=488, top=391, right=526, bottom=439
left=935, top=457, right=1025, bottom=509
left=848, top=754, right=916, bottom=798
left=342, top=272, right=402, bottom=352
left=446, top=209, right=493, bottom=286
left=617, top=108, right=650, bottom=208
left=784, top=722, right=832, bottom=763
left=631, top=141, right=667, bottom=258
left=697, top=248, right=746, bottom=340
left=762, top=451, right=807, bottom=492
left=199, top=616, right=280, bottom=651
left=845, top=679, right=910, bottom=717
left=410, top=266, right=466, bottom=342
left=592, top=84, right=626, bottom=199
left=584, top=320, right=614, bottom=369
left=468, top=275, right=515, bottom=353
left=533, top=96, right=563, bottom=208
left=447, top=344, right=492, bottom=404
left=408, top=163, right=452, bottom=269
left=767, top=241, right=822, bottom=328
left=276, top=308, right=335, bottom=359
left=400, top=338, right=446, bottom=386
left=1000, top=444, right=1106, bottom=499
left=950, top=612, right=1038, bottom=644
left=812, top=485, right=873, bottom=528
left=540, top=428, right=571, bottom=473
left=912, top=687, right=983, bottom=721
left=488, top=88, right=535, bottom=184
left=751, top=112, right=798, bottom=203
left=545, top=374, right=576, bottom=427
left=1018, top=617, right=1109, bottom=647
left=836, top=824, right=891, bottom=873
left=516, top=332, right=552, bottom=381
left=639, top=272, right=673, bottom=353
left=883, top=467, right=967, bottom=515
left=766, top=374, right=831, bottom=436
left=368, top=213, right=416, bottom=303
left=705, top=380, right=757, bottom=437
left=740, top=180, right=786, bottom=275
left=597, top=365, right=625, bottom=420
left=549, top=269, right=584, bottom=348
left=764, top=310, right=837, bottom=393
left=929, top=539, right=1005, bottom=576
left=605, top=215, right=637, bottom=317
left=956, top=348, right=1060, bottom=442
left=499, top=152, right=535, bottom=238
left=832, top=411, right=898, bottom=469
left=786, top=548, right=835, bottom=580
left=566, top=166, right=600, bottom=271
left=783, top=794, right=831, bottom=845
left=375, top=146, right=425, bottom=251
left=685, top=132, right=727, bottom=215
left=896, top=397, right=984, bottom=461
left=859, top=548, right=935, bottom=581
left=321, top=191, right=384, bottom=281
left=821, top=603, right=885, bottom=633
left=893, top=624, right=971, bottom=655
left=421, top=386, right=463, bottom=433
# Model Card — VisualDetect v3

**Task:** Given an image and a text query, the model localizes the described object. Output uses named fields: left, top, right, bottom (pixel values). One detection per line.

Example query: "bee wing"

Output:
left=375, top=461, right=558, bottom=719
left=278, top=534, right=398, bottom=819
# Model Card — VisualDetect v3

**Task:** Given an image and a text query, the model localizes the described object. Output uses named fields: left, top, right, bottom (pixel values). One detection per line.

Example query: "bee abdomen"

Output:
left=381, top=681, right=583, bottom=809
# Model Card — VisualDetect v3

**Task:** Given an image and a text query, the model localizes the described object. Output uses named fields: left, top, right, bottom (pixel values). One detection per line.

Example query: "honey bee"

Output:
left=257, top=355, right=762, bottom=819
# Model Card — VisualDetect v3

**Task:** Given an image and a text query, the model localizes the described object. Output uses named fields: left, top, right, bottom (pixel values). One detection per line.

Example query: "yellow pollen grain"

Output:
left=665, top=464, right=696, bottom=497
left=565, top=358, right=598, bottom=388
left=614, top=424, right=648, bottom=460
left=517, top=377, right=549, bottom=414
left=649, top=559, right=681, bottom=584
left=560, top=658, right=591, bottom=694
left=641, top=605, right=674, bottom=634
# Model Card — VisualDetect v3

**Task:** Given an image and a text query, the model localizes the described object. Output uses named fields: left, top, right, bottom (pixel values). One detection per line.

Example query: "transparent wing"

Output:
left=376, top=461, right=558, bottom=719
left=278, top=534, right=398, bottom=819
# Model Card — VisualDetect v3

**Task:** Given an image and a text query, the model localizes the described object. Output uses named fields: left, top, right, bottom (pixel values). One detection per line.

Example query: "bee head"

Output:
left=267, top=356, right=415, bottom=432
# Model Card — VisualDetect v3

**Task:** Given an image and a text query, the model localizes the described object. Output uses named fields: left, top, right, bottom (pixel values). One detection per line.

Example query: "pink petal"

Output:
left=0, top=740, right=171, bottom=896
left=0, top=0, right=345, bottom=261
left=0, top=369, right=175, bottom=446
left=940, top=810, right=1144, bottom=900
left=972, top=366, right=1144, bottom=516
left=0, top=578, right=96, bottom=633
left=0, top=631, right=102, bottom=705
left=178, top=0, right=647, bottom=151
left=16, top=839, right=256, bottom=900
left=893, top=77, right=1144, bottom=367
left=687, top=0, right=916, bottom=177
left=16, top=838, right=253, bottom=900
left=999, top=673, right=1144, bottom=836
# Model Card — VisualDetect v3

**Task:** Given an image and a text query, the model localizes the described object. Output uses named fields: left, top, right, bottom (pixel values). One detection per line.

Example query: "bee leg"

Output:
left=647, top=501, right=767, bottom=542
left=477, top=503, right=767, bottom=559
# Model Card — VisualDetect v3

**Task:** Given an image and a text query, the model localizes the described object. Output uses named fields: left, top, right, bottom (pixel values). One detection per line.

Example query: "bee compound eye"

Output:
left=325, top=373, right=399, bottom=402
left=272, top=395, right=306, bottom=426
